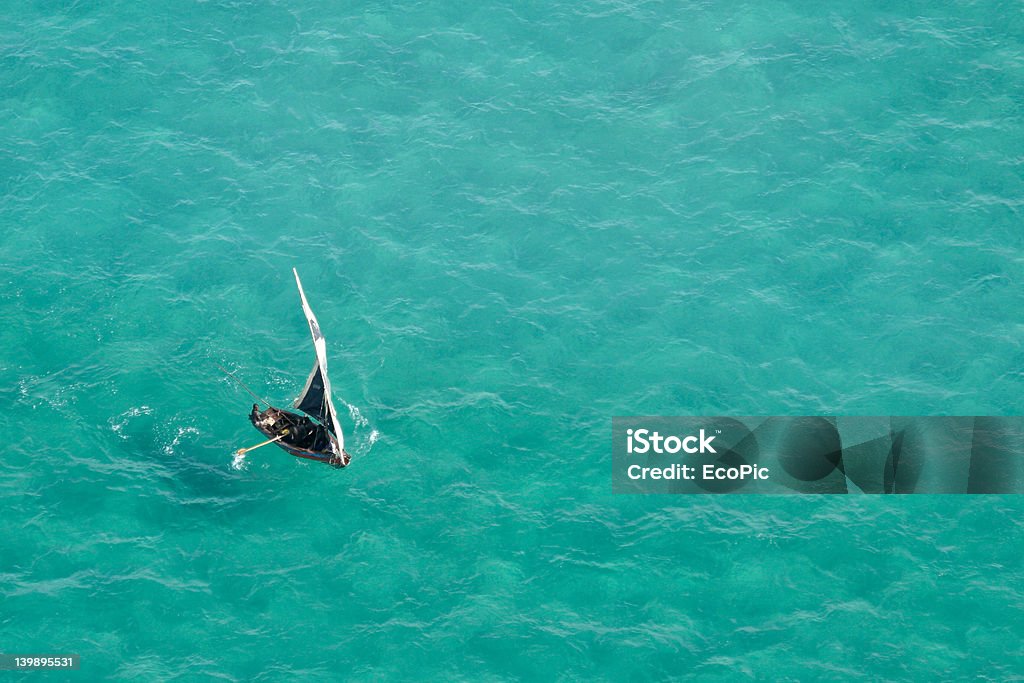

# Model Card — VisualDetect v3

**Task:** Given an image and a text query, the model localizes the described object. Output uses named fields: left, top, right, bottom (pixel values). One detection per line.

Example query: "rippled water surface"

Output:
left=2, top=1, right=1024, bottom=679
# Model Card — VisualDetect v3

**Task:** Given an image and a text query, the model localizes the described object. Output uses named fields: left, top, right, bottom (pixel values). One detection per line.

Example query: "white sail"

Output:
left=292, top=268, right=345, bottom=455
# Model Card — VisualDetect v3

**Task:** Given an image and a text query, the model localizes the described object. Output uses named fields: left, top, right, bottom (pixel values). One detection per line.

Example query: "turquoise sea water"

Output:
left=3, top=1, right=1024, bottom=679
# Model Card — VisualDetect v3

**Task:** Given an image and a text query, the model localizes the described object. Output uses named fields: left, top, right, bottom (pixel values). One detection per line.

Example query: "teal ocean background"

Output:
left=3, top=1, right=1024, bottom=679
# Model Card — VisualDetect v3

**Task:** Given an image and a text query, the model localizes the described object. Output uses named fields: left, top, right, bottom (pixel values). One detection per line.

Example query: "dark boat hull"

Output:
left=249, top=404, right=350, bottom=467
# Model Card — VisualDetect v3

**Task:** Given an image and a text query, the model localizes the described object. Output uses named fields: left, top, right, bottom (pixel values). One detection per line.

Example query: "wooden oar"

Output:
left=235, top=429, right=289, bottom=455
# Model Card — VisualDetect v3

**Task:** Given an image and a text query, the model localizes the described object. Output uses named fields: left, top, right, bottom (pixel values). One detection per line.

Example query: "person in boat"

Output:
left=249, top=403, right=349, bottom=466
left=250, top=403, right=326, bottom=450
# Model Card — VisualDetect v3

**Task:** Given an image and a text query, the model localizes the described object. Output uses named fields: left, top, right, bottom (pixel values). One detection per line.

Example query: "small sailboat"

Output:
left=241, top=269, right=351, bottom=467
